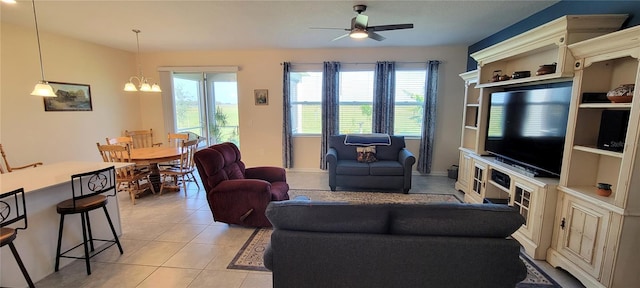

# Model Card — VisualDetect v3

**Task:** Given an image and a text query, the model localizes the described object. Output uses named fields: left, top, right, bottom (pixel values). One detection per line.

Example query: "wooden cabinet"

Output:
left=462, top=155, right=558, bottom=259
left=546, top=25, right=640, bottom=288
left=456, top=16, right=638, bottom=286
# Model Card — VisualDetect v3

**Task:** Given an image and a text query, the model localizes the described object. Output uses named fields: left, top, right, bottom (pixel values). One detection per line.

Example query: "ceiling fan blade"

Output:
left=368, top=31, right=386, bottom=41
left=354, top=14, right=368, bottom=29
left=332, top=33, right=350, bottom=42
left=310, top=27, right=350, bottom=31
left=369, top=24, right=414, bottom=32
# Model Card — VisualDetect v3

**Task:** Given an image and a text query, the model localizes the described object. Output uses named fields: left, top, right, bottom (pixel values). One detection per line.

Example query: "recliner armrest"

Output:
left=213, top=178, right=272, bottom=194
left=246, top=166, right=287, bottom=183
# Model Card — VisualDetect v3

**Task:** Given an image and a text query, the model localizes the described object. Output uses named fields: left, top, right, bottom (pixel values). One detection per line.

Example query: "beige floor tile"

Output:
left=154, top=223, right=208, bottom=243
left=163, top=243, right=228, bottom=269
left=188, top=270, right=248, bottom=288
left=80, top=263, right=158, bottom=288
left=136, top=267, right=202, bottom=288
left=204, top=246, right=242, bottom=271
left=181, top=209, right=215, bottom=225
left=120, top=221, right=175, bottom=241
left=240, top=273, right=273, bottom=288
left=118, top=241, right=185, bottom=266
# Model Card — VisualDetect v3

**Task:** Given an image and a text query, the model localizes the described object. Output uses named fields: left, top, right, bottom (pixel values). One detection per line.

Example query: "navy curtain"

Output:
left=417, top=60, right=440, bottom=174
left=282, top=62, right=293, bottom=168
left=372, top=61, right=395, bottom=134
left=320, top=61, right=340, bottom=170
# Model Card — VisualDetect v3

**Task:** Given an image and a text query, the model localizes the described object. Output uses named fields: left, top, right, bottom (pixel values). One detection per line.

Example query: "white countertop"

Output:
left=0, top=161, right=133, bottom=193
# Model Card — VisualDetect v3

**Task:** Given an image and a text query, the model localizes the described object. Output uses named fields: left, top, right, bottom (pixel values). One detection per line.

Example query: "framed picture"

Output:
left=43, top=82, right=92, bottom=111
left=254, top=89, right=269, bottom=105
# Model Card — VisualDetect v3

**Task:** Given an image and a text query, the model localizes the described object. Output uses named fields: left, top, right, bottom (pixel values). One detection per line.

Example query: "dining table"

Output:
left=129, top=146, right=183, bottom=192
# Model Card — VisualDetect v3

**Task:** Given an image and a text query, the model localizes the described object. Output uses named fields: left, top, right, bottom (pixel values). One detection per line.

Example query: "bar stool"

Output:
left=54, top=166, right=123, bottom=275
left=0, top=188, right=35, bottom=288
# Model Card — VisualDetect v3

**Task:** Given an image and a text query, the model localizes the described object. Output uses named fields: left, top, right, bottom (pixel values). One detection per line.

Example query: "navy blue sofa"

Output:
left=326, top=135, right=415, bottom=193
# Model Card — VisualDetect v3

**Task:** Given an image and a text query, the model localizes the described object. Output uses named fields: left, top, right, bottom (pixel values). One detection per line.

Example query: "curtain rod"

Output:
left=280, top=61, right=436, bottom=65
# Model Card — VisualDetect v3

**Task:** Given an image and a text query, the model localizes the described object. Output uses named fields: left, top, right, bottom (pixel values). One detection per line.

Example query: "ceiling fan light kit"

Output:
left=316, top=5, right=413, bottom=42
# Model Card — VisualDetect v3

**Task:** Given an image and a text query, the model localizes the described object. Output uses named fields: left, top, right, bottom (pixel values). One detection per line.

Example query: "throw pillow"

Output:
left=356, top=146, right=377, bottom=163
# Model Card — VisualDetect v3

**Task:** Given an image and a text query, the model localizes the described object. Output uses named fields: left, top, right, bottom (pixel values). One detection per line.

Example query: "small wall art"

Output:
left=43, top=82, right=92, bottom=111
left=254, top=89, right=268, bottom=105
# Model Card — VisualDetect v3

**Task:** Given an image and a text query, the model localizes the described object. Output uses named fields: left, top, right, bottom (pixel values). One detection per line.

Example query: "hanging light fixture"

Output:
left=124, top=29, right=161, bottom=92
left=30, top=0, right=56, bottom=97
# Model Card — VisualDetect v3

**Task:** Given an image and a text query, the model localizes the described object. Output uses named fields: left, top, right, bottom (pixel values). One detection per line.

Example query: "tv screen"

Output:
left=485, top=84, right=572, bottom=177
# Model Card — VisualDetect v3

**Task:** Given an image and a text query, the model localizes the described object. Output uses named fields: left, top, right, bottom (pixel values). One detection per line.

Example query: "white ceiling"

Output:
left=1, top=0, right=559, bottom=52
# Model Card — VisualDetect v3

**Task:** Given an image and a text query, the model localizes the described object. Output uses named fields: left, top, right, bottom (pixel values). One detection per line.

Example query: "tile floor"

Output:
left=36, top=171, right=584, bottom=288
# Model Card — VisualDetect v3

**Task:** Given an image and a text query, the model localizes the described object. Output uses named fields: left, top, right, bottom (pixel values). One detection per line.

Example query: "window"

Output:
left=172, top=72, right=239, bottom=146
left=339, top=71, right=374, bottom=134
left=290, top=72, right=322, bottom=134
left=394, top=70, right=426, bottom=137
left=287, top=66, right=427, bottom=137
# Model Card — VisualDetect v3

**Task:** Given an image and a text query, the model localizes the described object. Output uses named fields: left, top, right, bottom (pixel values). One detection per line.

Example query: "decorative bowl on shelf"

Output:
left=607, top=84, right=635, bottom=103
left=596, top=183, right=612, bottom=197
left=536, top=63, right=557, bottom=76
left=511, top=71, right=531, bottom=79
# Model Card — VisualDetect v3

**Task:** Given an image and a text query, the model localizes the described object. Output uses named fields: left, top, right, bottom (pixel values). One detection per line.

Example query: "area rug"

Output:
left=228, top=189, right=561, bottom=287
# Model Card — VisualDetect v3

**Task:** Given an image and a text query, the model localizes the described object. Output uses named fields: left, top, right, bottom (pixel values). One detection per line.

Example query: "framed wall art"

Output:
left=43, top=82, right=92, bottom=111
left=254, top=89, right=268, bottom=105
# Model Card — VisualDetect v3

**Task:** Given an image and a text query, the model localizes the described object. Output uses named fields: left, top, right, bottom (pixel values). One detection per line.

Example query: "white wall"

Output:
left=140, top=46, right=468, bottom=174
left=1, top=23, right=140, bottom=165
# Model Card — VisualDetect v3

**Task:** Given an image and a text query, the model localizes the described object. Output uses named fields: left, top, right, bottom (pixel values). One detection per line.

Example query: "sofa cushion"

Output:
left=330, top=135, right=358, bottom=160
left=369, top=161, right=404, bottom=176
left=266, top=200, right=389, bottom=234
left=389, top=203, right=525, bottom=237
left=335, top=160, right=370, bottom=175
left=375, top=136, right=405, bottom=160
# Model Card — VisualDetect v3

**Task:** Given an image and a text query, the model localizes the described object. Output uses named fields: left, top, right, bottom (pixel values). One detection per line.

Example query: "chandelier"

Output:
left=124, top=29, right=161, bottom=92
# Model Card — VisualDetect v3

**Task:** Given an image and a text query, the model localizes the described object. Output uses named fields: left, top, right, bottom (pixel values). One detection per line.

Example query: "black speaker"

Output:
left=597, top=110, right=630, bottom=152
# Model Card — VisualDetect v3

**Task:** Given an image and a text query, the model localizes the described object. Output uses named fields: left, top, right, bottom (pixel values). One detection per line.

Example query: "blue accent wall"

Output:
left=466, top=0, right=640, bottom=71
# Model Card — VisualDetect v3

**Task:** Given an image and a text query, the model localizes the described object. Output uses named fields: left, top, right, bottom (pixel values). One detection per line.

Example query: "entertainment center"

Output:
left=456, top=15, right=640, bottom=287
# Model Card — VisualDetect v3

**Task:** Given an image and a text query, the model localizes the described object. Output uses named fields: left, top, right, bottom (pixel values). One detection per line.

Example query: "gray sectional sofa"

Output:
left=263, top=199, right=527, bottom=288
left=326, top=135, right=415, bottom=193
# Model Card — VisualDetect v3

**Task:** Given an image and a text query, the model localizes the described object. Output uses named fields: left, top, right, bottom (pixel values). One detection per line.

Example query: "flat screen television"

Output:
left=485, top=84, right=572, bottom=177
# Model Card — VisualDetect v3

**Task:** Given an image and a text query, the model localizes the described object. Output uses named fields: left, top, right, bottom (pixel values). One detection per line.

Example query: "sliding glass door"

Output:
left=172, top=72, right=239, bottom=147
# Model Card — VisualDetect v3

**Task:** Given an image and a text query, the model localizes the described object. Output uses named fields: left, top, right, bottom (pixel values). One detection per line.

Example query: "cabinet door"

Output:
left=456, top=152, right=472, bottom=193
left=471, top=162, right=486, bottom=198
left=555, top=194, right=610, bottom=279
left=512, top=182, right=535, bottom=239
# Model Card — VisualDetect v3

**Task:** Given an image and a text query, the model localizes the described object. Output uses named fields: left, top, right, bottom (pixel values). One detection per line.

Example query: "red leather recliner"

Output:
left=194, top=142, right=289, bottom=227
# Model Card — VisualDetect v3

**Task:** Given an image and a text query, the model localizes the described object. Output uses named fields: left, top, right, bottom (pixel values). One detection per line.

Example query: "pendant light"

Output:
left=30, top=0, right=56, bottom=97
left=124, top=29, right=161, bottom=92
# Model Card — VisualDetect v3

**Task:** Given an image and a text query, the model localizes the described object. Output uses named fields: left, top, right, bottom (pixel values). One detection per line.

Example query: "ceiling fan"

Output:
left=312, top=5, right=414, bottom=41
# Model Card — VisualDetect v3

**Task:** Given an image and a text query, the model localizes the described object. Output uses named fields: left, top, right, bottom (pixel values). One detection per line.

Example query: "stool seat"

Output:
left=0, top=227, right=17, bottom=246
left=57, top=195, right=108, bottom=214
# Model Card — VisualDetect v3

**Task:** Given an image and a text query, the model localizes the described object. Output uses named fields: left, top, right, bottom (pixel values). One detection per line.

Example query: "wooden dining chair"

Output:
left=159, top=139, right=200, bottom=196
left=167, top=133, right=189, bottom=148
left=125, top=129, right=162, bottom=149
left=0, top=144, right=43, bottom=174
left=105, top=136, right=133, bottom=147
left=96, top=143, right=155, bottom=204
